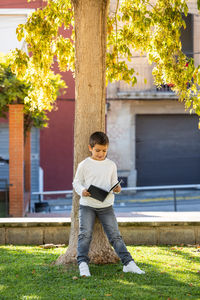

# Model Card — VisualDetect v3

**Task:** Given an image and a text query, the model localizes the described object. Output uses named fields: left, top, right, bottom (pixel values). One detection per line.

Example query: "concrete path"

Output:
left=25, top=210, right=200, bottom=222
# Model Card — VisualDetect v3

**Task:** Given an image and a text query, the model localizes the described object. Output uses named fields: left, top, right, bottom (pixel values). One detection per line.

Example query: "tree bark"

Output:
left=55, top=0, right=119, bottom=265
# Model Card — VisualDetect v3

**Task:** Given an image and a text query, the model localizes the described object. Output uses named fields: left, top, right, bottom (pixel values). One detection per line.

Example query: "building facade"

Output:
left=107, top=0, right=200, bottom=187
left=0, top=0, right=75, bottom=202
left=0, top=0, right=199, bottom=211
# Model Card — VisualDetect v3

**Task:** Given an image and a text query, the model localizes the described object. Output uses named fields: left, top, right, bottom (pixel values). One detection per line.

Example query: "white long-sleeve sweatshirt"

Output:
left=72, top=157, right=118, bottom=208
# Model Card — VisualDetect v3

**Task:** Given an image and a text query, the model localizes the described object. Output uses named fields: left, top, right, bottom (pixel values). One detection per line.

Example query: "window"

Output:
left=181, top=13, right=193, bottom=59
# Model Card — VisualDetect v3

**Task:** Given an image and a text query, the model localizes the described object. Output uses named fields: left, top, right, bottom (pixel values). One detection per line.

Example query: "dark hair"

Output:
left=89, top=131, right=109, bottom=148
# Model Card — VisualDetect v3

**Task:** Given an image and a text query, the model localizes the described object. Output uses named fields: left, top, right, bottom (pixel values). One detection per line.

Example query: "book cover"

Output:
left=87, top=180, right=122, bottom=202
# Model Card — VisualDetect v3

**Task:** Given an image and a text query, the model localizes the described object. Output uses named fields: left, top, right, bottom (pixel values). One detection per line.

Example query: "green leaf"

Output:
left=198, top=0, right=200, bottom=11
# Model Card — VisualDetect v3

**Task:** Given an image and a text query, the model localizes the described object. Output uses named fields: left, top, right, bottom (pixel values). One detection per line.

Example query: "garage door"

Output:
left=136, top=114, right=200, bottom=186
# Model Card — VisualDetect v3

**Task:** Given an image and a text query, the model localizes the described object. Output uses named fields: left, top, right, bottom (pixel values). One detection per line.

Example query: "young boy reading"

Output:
left=73, top=131, right=145, bottom=277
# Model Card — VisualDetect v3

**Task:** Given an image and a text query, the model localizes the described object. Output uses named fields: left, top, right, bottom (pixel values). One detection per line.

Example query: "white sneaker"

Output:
left=123, top=261, right=145, bottom=274
left=79, top=262, right=91, bottom=277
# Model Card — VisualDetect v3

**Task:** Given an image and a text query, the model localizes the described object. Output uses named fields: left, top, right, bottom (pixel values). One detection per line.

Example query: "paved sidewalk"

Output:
left=25, top=210, right=200, bottom=222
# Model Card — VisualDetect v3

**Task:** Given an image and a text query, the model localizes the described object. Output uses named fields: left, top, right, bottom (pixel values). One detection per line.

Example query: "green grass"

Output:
left=0, top=245, right=199, bottom=300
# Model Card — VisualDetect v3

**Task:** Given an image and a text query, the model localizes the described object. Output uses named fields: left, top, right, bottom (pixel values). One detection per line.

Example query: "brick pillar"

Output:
left=9, top=104, right=24, bottom=217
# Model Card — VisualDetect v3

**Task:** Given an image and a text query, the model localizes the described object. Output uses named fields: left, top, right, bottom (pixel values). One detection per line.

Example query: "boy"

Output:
left=73, top=131, right=145, bottom=277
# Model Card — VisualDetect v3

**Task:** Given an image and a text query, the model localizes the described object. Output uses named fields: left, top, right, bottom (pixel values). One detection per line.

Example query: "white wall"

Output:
left=0, top=9, right=34, bottom=54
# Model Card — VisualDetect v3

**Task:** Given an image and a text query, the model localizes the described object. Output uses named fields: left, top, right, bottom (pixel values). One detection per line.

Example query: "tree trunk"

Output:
left=55, top=0, right=119, bottom=265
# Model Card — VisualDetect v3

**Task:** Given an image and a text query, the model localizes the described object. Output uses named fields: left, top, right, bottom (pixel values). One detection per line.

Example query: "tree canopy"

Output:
left=0, top=53, right=65, bottom=131
left=6, top=0, right=200, bottom=124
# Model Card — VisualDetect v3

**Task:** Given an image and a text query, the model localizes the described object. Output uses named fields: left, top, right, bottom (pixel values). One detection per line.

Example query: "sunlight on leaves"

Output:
left=1, top=0, right=200, bottom=123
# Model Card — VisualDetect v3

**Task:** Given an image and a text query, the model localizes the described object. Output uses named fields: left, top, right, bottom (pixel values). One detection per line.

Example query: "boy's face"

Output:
left=88, top=144, right=108, bottom=161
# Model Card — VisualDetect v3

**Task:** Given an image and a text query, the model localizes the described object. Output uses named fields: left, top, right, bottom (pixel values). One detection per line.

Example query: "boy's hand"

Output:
left=82, top=189, right=91, bottom=197
left=113, top=185, right=121, bottom=194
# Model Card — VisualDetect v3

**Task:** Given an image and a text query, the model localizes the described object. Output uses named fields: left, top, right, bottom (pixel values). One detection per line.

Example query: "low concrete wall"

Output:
left=0, top=219, right=71, bottom=245
left=0, top=216, right=200, bottom=246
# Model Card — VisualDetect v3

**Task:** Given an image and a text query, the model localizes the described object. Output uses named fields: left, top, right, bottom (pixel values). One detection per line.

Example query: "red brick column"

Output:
left=9, top=104, right=24, bottom=217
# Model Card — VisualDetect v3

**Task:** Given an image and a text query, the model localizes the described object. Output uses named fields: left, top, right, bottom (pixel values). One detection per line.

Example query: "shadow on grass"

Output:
left=0, top=246, right=199, bottom=300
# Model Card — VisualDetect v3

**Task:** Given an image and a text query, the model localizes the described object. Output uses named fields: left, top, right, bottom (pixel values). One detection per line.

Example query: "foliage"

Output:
left=0, top=245, right=199, bottom=299
left=0, top=53, right=65, bottom=130
left=6, top=0, right=200, bottom=122
left=107, top=0, right=200, bottom=120
left=9, top=0, right=73, bottom=113
left=0, top=58, right=29, bottom=115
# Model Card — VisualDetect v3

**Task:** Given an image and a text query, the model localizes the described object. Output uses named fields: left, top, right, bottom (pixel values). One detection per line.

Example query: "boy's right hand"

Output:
left=82, top=189, right=91, bottom=197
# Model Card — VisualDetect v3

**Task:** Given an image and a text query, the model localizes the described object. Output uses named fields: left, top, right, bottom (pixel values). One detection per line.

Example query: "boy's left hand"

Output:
left=113, top=185, right=121, bottom=194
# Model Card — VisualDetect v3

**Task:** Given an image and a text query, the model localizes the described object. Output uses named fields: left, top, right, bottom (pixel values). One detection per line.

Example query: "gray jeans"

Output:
left=77, top=205, right=133, bottom=265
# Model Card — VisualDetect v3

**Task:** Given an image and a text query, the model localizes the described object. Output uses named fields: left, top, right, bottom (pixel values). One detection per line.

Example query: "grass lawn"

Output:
left=0, top=245, right=199, bottom=300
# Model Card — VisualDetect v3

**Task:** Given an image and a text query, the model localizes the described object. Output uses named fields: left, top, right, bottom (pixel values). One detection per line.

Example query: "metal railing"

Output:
left=32, top=183, right=200, bottom=212
left=121, top=184, right=200, bottom=211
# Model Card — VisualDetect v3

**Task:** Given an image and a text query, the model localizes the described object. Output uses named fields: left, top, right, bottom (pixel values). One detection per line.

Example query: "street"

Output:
left=114, top=198, right=200, bottom=212
left=114, top=188, right=200, bottom=212
left=40, top=188, right=200, bottom=214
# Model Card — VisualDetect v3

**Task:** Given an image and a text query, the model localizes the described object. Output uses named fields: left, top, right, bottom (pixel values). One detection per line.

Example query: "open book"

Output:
left=87, top=180, right=122, bottom=202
